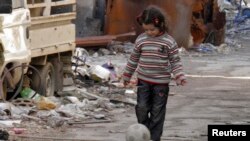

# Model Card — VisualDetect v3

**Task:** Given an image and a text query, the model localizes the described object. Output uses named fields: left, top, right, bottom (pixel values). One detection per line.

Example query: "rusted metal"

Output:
left=104, top=0, right=195, bottom=48
left=190, top=0, right=226, bottom=46
left=103, top=0, right=225, bottom=48
left=76, top=31, right=136, bottom=47
left=191, top=0, right=208, bottom=45
left=76, top=36, right=116, bottom=47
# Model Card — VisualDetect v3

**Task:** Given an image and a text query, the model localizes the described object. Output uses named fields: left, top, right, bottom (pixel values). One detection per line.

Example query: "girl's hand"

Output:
left=123, top=80, right=130, bottom=87
left=176, top=79, right=187, bottom=86
left=180, top=79, right=187, bottom=86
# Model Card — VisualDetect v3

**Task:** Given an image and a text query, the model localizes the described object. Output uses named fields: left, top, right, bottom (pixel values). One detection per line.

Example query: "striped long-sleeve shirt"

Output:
left=123, top=32, right=186, bottom=84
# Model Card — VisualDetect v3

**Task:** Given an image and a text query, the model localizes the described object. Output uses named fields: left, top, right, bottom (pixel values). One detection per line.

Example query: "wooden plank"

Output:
left=76, top=36, right=116, bottom=47
left=110, top=98, right=137, bottom=106
left=28, top=0, right=76, bottom=8
left=27, top=0, right=76, bottom=17
left=68, top=119, right=113, bottom=125
left=31, top=43, right=75, bottom=57
left=76, top=32, right=136, bottom=47
left=43, top=0, right=52, bottom=16
left=51, top=0, right=76, bottom=7
left=30, top=24, right=75, bottom=50
left=31, top=12, right=76, bottom=25
left=76, top=88, right=109, bottom=101
left=27, top=3, right=46, bottom=9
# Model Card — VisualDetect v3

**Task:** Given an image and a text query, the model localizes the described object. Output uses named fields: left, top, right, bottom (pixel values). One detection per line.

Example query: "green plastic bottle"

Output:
left=21, top=87, right=41, bottom=101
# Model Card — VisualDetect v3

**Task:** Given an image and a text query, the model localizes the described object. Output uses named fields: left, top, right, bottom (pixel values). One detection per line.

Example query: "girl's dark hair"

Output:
left=137, top=5, right=168, bottom=32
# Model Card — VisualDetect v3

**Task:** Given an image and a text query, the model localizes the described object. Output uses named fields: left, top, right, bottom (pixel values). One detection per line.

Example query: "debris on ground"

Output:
left=2, top=12, right=250, bottom=138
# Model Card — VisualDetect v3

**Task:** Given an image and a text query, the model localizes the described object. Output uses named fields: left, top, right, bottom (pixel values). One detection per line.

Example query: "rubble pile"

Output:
left=0, top=42, right=137, bottom=140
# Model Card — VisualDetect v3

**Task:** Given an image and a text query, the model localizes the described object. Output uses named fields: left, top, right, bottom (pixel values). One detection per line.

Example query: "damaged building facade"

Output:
left=76, top=0, right=228, bottom=48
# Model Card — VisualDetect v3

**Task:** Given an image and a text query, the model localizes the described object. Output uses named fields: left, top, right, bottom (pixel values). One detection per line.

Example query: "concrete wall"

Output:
left=76, top=0, right=102, bottom=38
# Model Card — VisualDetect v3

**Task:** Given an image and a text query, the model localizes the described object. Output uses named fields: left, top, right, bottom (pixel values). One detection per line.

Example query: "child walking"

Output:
left=123, top=5, right=187, bottom=141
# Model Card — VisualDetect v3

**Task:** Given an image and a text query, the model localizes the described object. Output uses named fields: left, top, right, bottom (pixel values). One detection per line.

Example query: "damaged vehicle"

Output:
left=0, top=0, right=76, bottom=100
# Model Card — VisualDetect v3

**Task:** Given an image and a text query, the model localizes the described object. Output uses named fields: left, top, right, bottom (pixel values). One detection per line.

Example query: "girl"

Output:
left=123, top=5, right=187, bottom=141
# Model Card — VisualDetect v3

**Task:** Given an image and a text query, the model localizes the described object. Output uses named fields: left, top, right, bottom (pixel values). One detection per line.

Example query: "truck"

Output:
left=0, top=0, right=76, bottom=100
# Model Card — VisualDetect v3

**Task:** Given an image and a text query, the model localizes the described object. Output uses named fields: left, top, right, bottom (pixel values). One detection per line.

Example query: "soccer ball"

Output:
left=125, top=123, right=151, bottom=141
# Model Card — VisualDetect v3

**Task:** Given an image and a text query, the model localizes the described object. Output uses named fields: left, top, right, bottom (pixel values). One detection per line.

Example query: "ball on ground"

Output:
left=125, top=123, right=150, bottom=141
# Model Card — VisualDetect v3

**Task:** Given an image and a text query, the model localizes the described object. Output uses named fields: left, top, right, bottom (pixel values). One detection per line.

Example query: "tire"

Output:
left=1, top=68, right=16, bottom=100
left=0, top=80, right=7, bottom=100
left=31, top=63, right=55, bottom=97
left=51, top=59, right=63, bottom=92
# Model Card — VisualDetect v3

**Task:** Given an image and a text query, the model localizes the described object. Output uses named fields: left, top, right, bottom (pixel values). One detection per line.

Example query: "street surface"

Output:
left=12, top=40, right=250, bottom=141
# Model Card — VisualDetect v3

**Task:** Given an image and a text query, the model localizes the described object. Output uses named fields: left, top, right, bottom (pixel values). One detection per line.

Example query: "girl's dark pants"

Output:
left=136, top=80, right=169, bottom=141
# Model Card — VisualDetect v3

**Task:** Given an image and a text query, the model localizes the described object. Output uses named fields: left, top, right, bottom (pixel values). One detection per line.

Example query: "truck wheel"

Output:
left=0, top=81, right=7, bottom=100
left=51, top=59, right=63, bottom=93
left=31, top=62, right=55, bottom=97
left=1, top=68, right=16, bottom=100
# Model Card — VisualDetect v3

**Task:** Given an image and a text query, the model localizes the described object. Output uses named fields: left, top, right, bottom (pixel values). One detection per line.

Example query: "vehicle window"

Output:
left=0, top=0, right=12, bottom=13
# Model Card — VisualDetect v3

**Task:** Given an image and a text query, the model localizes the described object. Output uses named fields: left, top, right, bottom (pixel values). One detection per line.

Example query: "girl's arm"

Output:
left=123, top=43, right=141, bottom=83
left=168, top=41, right=186, bottom=85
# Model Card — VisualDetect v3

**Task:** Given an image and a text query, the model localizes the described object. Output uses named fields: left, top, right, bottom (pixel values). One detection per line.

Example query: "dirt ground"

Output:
left=10, top=39, right=250, bottom=141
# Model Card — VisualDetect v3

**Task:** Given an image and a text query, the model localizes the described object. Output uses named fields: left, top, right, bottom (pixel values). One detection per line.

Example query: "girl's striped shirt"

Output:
left=123, top=32, right=186, bottom=84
